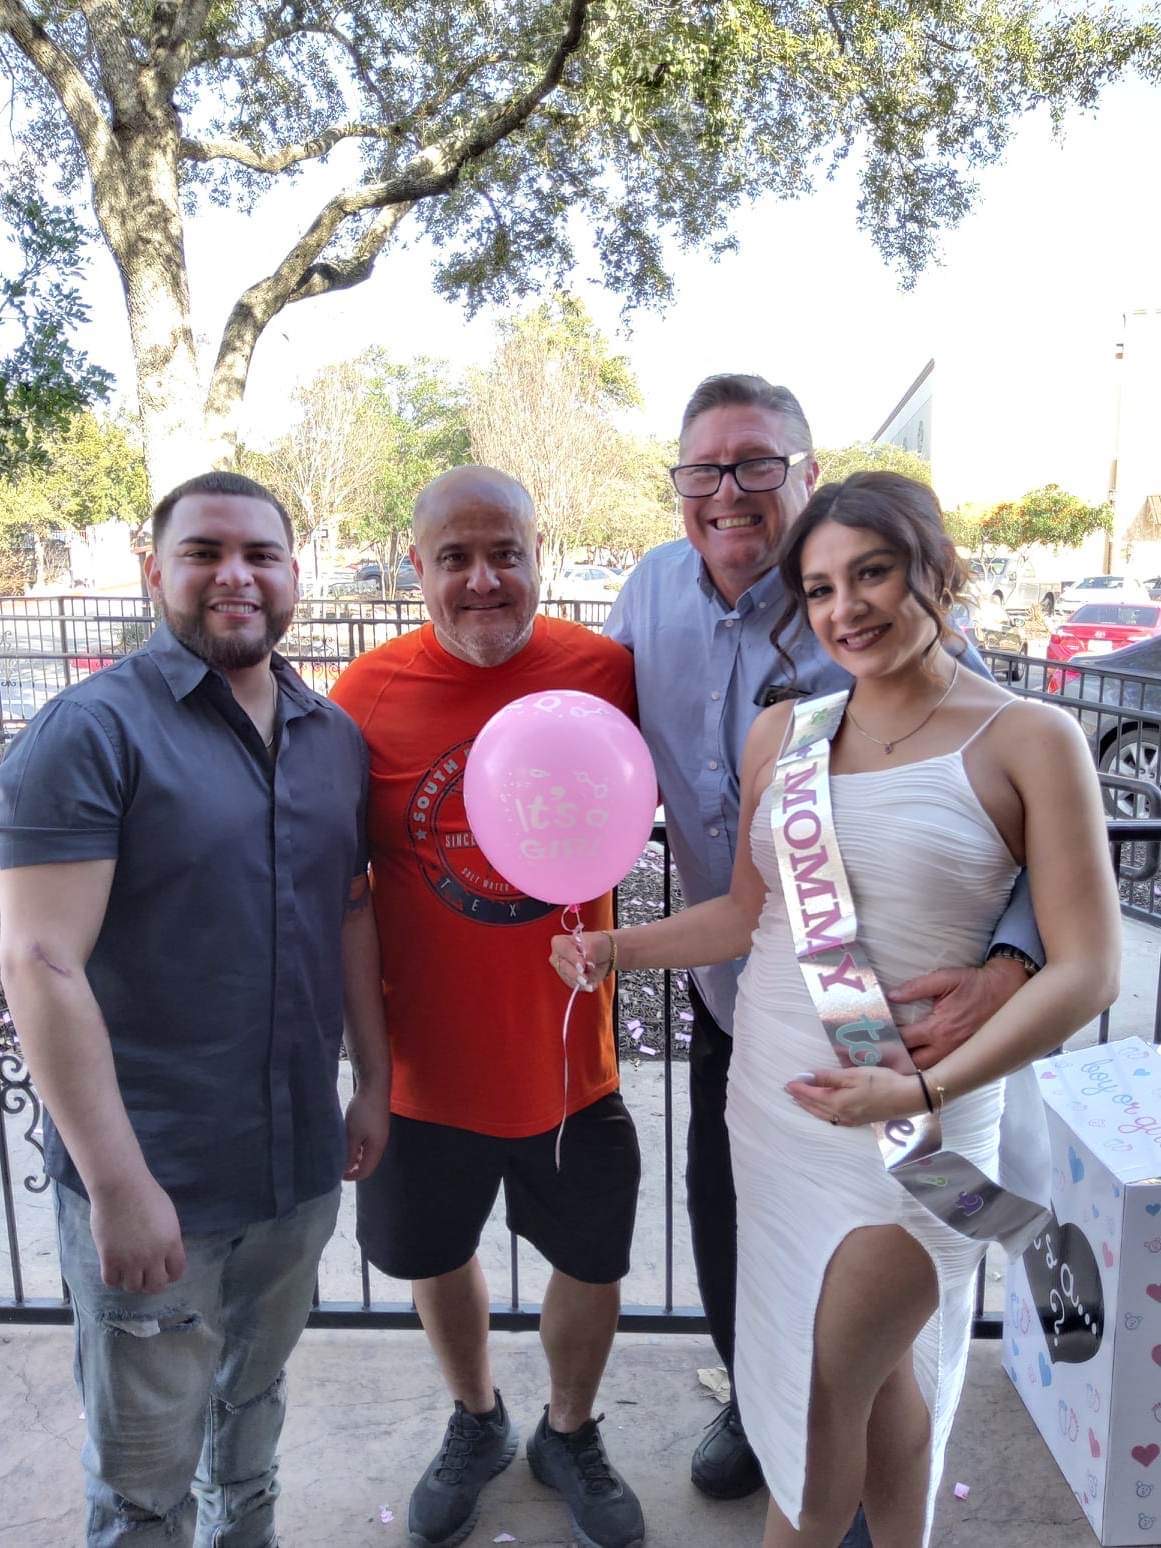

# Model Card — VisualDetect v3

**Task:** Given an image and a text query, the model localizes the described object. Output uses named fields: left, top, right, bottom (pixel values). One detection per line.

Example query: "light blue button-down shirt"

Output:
left=606, top=538, right=1039, bottom=1032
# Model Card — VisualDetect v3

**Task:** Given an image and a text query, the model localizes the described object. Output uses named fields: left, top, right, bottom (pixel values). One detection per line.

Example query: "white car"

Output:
left=554, top=564, right=623, bottom=601
left=1055, top=574, right=1150, bottom=619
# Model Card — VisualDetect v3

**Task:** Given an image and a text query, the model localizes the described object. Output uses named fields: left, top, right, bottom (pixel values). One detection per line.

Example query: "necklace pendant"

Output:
left=884, top=741, right=894, bottom=755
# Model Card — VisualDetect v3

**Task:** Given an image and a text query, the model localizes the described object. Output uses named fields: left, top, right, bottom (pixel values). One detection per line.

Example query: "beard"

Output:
left=441, top=609, right=536, bottom=667
left=159, top=596, right=295, bottom=671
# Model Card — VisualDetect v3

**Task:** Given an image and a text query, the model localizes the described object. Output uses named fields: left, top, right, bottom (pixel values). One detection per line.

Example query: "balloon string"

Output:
left=555, top=904, right=586, bottom=1171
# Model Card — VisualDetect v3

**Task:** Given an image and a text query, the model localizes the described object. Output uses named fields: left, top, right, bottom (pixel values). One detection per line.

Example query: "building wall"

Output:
left=1111, top=309, right=1161, bottom=565
left=873, top=360, right=935, bottom=462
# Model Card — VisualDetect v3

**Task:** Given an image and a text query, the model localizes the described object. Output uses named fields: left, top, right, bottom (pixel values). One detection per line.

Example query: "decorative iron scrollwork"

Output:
left=1, top=1050, right=49, bottom=1194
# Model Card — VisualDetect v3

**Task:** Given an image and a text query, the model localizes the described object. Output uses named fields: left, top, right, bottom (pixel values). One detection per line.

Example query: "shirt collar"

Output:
left=695, top=557, right=788, bottom=616
left=144, top=620, right=318, bottom=716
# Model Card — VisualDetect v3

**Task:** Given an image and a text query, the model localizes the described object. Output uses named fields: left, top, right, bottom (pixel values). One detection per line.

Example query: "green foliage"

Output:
left=577, top=433, right=677, bottom=563
left=1002, top=484, right=1113, bottom=549
left=815, top=442, right=933, bottom=487
left=248, top=349, right=469, bottom=584
left=6, top=0, right=1159, bottom=327
left=946, top=484, right=1112, bottom=551
left=0, top=172, right=112, bottom=479
left=501, top=297, right=642, bottom=411
left=943, top=502, right=987, bottom=551
left=467, top=299, right=667, bottom=573
left=0, top=411, right=148, bottom=539
left=357, top=353, right=471, bottom=561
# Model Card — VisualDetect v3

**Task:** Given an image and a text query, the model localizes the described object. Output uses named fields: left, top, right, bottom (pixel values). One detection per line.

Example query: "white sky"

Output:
left=9, top=76, right=1161, bottom=510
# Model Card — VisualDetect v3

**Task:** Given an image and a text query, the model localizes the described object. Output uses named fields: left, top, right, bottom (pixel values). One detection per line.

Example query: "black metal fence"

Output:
left=0, top=595, right=617, bottom=747
left=4, top=821, right=1160, bottom=1339
left=5, top=601, right=1159, bottom=925
left=980, top=649, right=1161, bottom=924
left=1, top=599, right=1160, bottom=1340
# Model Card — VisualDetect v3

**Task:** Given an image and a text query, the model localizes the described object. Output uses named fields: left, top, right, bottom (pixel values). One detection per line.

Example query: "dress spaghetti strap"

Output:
left=957, top=698, right=1017, bottom=753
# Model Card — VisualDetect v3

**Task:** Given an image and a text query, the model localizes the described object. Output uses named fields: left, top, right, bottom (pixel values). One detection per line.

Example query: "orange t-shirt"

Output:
left=331, top=617, right=637, bottom=1137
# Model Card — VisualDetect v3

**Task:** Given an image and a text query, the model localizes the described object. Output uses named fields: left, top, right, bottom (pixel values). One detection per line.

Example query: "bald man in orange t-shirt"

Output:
left=331, top=467, right=645, bottom=1548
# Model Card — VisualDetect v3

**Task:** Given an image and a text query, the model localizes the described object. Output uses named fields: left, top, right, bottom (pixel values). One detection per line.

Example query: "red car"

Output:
left=1046, top=602, right=1161, bottom=692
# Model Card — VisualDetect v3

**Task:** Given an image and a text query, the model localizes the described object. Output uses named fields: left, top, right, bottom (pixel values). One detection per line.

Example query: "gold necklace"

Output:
left=845, top=660, right=959, bottom=755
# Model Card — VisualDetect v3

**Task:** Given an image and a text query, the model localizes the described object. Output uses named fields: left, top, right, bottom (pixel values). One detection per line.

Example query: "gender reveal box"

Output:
left=1004, top=1037, right=1161, bottom=1545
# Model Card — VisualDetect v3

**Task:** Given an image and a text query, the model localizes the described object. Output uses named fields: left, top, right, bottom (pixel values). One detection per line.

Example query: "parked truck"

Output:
left=969, top=553, right=1069, bottom=618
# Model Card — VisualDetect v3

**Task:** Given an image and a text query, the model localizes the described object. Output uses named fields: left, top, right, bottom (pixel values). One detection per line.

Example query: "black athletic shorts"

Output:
left=356, top=1092, right=640, bottom=1284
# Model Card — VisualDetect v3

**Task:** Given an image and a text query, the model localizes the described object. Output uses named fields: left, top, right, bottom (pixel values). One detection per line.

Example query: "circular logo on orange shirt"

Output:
left=406, top=739, right=554, bottom=925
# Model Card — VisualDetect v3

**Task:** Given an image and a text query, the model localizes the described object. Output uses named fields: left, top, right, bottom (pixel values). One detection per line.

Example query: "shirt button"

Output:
left=758, top=601, right=767, bottom=610
left=725, top=618, right=736, bottom=628
left=709, top=826, right=720, bottom=837
left=711, top=691, right=721, bottom=701
left=708, top=759, right=718, bottom=770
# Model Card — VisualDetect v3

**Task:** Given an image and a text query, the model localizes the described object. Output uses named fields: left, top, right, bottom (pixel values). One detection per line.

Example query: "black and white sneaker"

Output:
left=408, top=1390, right=518, bottom=1546
left=526, top=1407, right=645, bottom=1548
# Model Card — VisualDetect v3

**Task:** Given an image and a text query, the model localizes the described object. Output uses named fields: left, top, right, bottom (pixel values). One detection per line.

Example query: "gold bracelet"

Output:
left=603, top=931, right=619, bottom=976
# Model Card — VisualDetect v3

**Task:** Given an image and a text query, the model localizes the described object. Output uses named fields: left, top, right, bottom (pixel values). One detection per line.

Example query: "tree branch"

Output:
left=189, top=9, right=305, bottom=65
left=203, top=0, right=590, bottom=452
left=78, top=0, right=142, bottom=121
left=151, top=0, right=215, bottom=94
left=179, top=50, right=526, bottom=174
left=181, top=121, right=402, bottom=173
left=824, top=4, right=849, bottom=56
left=0, top=0, right=120, bottom=179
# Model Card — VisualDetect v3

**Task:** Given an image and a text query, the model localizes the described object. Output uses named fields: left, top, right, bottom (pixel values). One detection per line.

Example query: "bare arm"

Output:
left=0, top=861, right=186, bottom=1291
left=339, top=873, right=391, bottom=1181
left=926, top=708, right=1120, bottom=1094
left=790, top=708, right=1121, bottom=1125
left=551, top=705, right=788, bottom=983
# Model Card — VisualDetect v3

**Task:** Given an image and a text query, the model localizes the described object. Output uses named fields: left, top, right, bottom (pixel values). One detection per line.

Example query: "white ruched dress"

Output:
left=727, top=725, right=1023, bottom=1543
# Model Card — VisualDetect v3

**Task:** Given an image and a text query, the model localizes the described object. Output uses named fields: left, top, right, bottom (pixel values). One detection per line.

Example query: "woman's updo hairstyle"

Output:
left=771, top=471, right=970, bottom=679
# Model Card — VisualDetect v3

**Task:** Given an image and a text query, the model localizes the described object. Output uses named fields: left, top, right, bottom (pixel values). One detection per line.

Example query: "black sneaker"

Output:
left=526, top=1407, right=645, bottom=1548
left=408, top=1390, right=518, bottom=1546
left=690, top=1401, right=764, bottom=1499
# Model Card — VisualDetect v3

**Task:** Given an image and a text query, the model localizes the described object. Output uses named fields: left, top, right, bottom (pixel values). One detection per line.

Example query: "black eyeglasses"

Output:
left=669, top=452, right=810, bottom=498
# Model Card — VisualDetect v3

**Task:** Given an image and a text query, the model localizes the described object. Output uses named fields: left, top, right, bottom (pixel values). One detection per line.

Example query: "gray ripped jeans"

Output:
left=56, top=1181, right=341, bottom=1547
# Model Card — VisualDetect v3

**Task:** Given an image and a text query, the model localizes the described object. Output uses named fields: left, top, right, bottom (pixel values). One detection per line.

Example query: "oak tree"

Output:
left=3, top=0, right=1157, bottom=496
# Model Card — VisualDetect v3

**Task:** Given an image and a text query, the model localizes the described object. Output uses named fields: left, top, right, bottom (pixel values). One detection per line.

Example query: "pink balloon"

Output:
left=463, top=690, right=657, bottom=905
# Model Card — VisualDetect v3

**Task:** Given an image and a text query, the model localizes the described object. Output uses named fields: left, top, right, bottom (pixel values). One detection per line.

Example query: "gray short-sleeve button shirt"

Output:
left=0, top=623, right=369, bottom=1232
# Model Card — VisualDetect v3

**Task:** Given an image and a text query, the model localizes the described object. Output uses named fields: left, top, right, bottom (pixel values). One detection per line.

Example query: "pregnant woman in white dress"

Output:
left=552, top=473, right=1120, bottom=1547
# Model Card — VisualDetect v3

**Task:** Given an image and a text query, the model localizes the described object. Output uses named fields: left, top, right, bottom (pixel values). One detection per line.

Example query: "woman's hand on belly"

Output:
left=784, top=1065, right=926, bottom=1129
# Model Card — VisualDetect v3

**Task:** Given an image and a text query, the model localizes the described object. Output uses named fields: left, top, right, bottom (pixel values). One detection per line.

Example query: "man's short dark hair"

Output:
left=151, top=471, right=295, bottom=550
left=680, top=374, right=813, bottom=453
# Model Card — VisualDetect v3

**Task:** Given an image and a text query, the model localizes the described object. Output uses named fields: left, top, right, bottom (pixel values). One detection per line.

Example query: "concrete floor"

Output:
left=0, top=1324, right=1098, bottom=1548
left=3, top=924, right=1155, bottom=1545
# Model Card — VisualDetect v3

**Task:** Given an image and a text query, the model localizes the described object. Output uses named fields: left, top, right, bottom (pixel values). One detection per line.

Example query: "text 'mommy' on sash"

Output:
left=770, top=690, right=1050, bottom=1256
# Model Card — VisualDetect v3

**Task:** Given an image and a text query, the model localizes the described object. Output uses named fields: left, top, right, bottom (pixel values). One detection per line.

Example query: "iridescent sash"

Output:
left=770, top=690, right=1051, bottom=1255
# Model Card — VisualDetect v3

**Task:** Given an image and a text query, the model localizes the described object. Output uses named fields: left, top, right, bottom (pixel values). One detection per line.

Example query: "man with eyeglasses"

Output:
left=605, top=374, right=1042, bottom=1541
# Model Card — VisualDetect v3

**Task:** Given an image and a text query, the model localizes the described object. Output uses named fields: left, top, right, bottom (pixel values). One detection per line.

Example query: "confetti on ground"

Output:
left=629, top=1027, right=644, bottom=1043
left=494, top=1535, right=517, bottom=1543
left=697, top=1366, right=731, bottom=1404
left=676, top=1032, right=692, bottom=1044
left=640, top=985, right=656, bottom=997
left=679, top=1011, right=694, bottom=1022
left=379, top=1504, right=395, bottom=1523
left=626, top=1018, right=642, bottom=1031
left=953, top=1483, right=970, bottom=1501
left=638, top=1043, right=658, bottom=1056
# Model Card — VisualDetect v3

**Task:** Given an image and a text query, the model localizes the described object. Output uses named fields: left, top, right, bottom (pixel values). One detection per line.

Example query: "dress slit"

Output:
left=728, top=752, right=1021, bottom=1544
